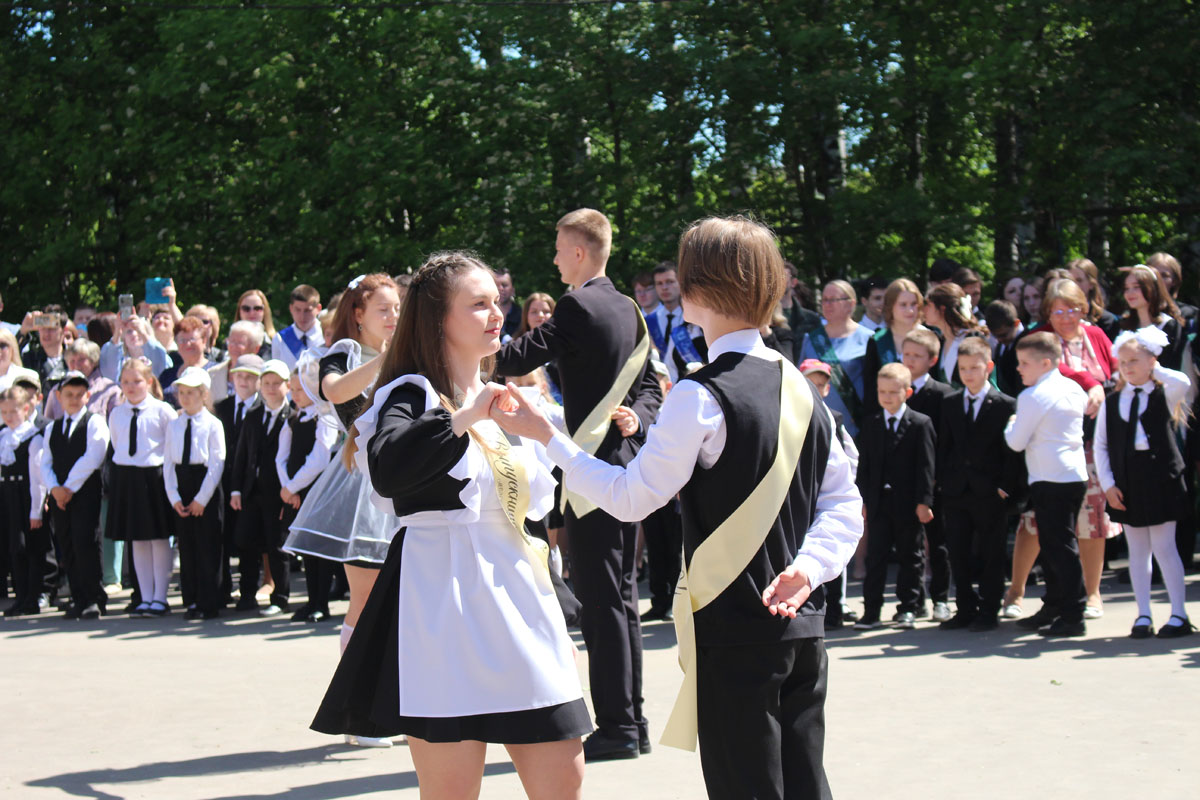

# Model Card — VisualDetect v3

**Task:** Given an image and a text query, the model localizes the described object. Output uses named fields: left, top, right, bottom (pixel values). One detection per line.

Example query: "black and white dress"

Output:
left=311, top=375, right=590, bottom=744
left=283, top=339, right=402, bottom=565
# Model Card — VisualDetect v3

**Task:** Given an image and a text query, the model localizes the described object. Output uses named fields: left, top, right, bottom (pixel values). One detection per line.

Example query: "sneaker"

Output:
left=103, top=584, right=123, bottom=596
left=853, top=615, right=883, bottom=631
left=932, top=602, right=952, bottom=622
left=345, top=734, right=393, bottom=748
left=1082, top=606, right=1103, bottom=620
left=1002, top=603, right=1024, bottom=619
left=259, top=604, right=285, bottom=618
left=894, top=611, right=917, bottom=629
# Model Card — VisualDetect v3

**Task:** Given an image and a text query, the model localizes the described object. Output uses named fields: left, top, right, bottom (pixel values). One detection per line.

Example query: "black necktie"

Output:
left=128, top=408, right=140, bottom=457
left=235, top=402, right=244, bottom=428
left=888, top=416, right=897, bottom=436
left=1127, top=388, right=1142, bottom=452
left=967, top=396, right=977, bottom=423
left=60, top=415, right=72, bottom=440
left=181, top=417, right=193, bottom=466
left=663, top=311, right=674, bottom=341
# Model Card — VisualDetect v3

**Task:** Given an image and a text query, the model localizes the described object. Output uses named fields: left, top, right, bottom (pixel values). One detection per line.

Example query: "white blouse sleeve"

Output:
left=790, top=430, right=865, bottom=588
left=195, top=418, right=225, bottom=507
left=1093, top=397, right=1115, bottom=492
left=163, top=420, right=181, bottom=506
left=29, top=435, right=47, bottom=522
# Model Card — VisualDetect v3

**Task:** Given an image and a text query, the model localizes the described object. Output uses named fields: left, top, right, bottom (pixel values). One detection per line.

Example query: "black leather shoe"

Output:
left=583, top=732, right=639, bottom=762
left=1156, top=616, right=1195, bottom=639
left=4, top=604, right=24, bottom=617
left=939, top=613, right=974, bottom=630
left=638, top=721, right=651, bottom=755
left=1130, top=616, right=1154, bottom=639
left=1038, top=618, right=1086, bottom=637
left=79, top=604, right=101, bottom=620
left=62, top=606, right=82, bottom=620
left=235, top=597, right=258, bottom=612
left=202, top=609, right=222, bottom=620
left=290, top=605, right=312, bottom=622
left=968, top=616, right=999, bottom=632
left=639, top=606, right=672, bottom=622
left=1015, top=609, right=1057, bottom=630
left=306, top=610, right=329, bottom=623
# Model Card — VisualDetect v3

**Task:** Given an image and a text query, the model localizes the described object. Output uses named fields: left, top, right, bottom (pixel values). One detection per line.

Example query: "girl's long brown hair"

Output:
left=326, top=273, right=398, bottom=346
left=342, top=252, right=495, bottom=469
left=1120, top=264, right=1183, bottom=330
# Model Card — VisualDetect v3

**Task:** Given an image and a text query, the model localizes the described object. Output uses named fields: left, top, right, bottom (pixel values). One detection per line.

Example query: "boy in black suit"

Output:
left=855, top=362, right=936, bottom=630
left=901, top=328, right=955, bottom=622
left=214, top=354, right=263, bottom=606
left=985, top=300, right=1023, bottom=398
left=229, top=359, right=293, bottom=615
left=936, top=337, right=1023, bottom=631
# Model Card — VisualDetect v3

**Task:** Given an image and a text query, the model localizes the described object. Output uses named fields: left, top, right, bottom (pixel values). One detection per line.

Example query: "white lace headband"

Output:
left=1112, top=326, right=1169, bottom=358
left=348, top=274, right=367, bottom=291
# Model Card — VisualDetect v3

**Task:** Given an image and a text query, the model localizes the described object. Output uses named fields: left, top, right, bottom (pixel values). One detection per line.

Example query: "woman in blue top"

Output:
left=797, top=279, right=873, bottom=437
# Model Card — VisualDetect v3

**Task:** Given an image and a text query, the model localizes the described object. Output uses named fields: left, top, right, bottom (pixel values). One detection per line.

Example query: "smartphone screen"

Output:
left=119, top=294, right=135, bottom=321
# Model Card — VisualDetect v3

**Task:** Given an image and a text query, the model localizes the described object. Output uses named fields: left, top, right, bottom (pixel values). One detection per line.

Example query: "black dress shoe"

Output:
left=583, top=732, right=639, bottom=762
left=1156, top=617, right=1195, bottom=639
left=1015, top=609, right=1057, bottom=630
left=4, top=604, right=24, bottom=617
left=639, top=606, right=672, bottom=622
left=939, top=613, right=974, bottom=630
left=638, top=721, right=651, bottom=755
left=1038, top=618, right=1086, bottom=637
left=79, top=604, right=101, bottom=620
left=202, top=609, right=222, bottom=620
left=1129, top=616, right=1154, bottom=639
left=306, top=610, right=329, bottom=623
left=290, top=605, right=313, bottom=622
left=62, top=607, right=81, bottom=620
left=968, top=616, right=998, bottom=632
left=235, top=598, right=259, bottom=611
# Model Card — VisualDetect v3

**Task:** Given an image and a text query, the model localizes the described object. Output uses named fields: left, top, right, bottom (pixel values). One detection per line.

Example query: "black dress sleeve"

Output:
left=366, top=384, right=471, bottom=512
left=320, top=351, right=367, bottom=429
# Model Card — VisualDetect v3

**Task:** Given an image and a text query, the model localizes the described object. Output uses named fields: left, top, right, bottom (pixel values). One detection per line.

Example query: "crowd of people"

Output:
left=0, top=219, right=1197, bottom=796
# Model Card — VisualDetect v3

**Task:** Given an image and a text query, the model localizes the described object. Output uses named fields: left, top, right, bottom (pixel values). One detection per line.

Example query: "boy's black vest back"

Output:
left=679, top=352, right=832, bottom=647
left=286, top=415, right=319, bottom=480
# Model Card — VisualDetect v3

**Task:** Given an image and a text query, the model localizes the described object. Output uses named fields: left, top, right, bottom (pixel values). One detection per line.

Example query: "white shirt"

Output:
left=163, top=410, right=226, bottom=506
left=546, top=328, right=863, bottom=590
left=1004, top=369, right=1088, bottom=484
left=271, top=322, right=324, bottom=371
left=884, top=404, right=908, bottom=430
left=108, top=397, right=177, bottom=468
left=1094, top=365, right=1191, bottom=492
left=274, top=408, right=339, bottom=494
left=963, top=385, right=989, bottom=420
left=858, top=314, right=885, bottom=333
left=39, top=410, right=110, bottom=493
left=1, top=421, right=48, bottom=521
left=912, top=373, right=929, bottom=393
left=232, top=392, right=259, bottom=427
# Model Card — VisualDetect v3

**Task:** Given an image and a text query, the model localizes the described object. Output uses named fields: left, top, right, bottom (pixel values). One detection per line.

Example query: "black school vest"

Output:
left=49, top=411, right=98, bottom=491
left=1104, top=384, right=1184, bottom=490
left=286, top=415, right=318, bottom=479
left=1, top=434, right=35, bottom=486
left=254, top=411, right=287, bottom=493
left=679, top=352, right=833, bottom=647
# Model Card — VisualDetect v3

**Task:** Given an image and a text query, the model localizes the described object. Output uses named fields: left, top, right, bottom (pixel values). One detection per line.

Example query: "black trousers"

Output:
left=942, top=492, right=1008, bottom=617
left=641, top=500, right=682, bottom=611
left=4, top=480, right=55, bottom=609
left=863, top=493, right=925, bottom=615
left=920, top=495, right=951, bottom=605
left=237, top=494, right=289, bottom=608
left=48, top=483, right=104, bottom=611
left=1029, top=481, right=1087, bottom=624
left=176, top=466, right=225, bottom=613
left=566, top=505, right=644, bottom=742
left=697, top=637, right=832, bottom=800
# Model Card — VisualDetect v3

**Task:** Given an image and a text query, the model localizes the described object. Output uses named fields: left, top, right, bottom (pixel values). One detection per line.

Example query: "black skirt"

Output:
left=105, top=463, right=173, bottom=541
left=310, top=527, right=592, bottom=745
left=1106, top=450, right=1187, bottom=528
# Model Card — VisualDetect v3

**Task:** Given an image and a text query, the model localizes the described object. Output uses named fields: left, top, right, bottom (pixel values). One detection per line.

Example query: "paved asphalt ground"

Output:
left=3, top=569, right=1198, bottom=799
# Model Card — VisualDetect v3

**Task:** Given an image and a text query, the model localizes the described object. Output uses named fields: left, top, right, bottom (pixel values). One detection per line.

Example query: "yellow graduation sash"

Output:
left=560, top=299, right=651, bottom=519
left=659, top=359, right=814, bottom=751
left=476, top=421, right=552, bottom=592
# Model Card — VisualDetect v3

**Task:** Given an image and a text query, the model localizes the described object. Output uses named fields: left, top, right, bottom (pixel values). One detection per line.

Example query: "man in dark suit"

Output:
left=902, top=328, right=955, bottom=621
left=855, top=362, right=936, bottom=630
left=937, top=338, right=1024, bottom=631
left=214, top=355, right=264, bottom=607
left=495, top=209, right=663, bottom=761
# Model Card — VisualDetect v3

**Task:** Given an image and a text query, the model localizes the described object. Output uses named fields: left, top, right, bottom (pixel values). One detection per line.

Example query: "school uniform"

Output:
left=2, top=422, right=52, bottom=614
left=856, top=404, right=936, bottom=619
left=274, top=407, right=337, bottom=617
left=271, top=322, right=323, bottom=372
left=545, top=329, right=862, bottom=799
left=496, top=276, right=663, bottom=753
left=908, top=372, right=955, bottom=610
left=214, top=392, right=261, bottom=602
left=231, top=401, right=294, bottom=609
left=105, top=398, right=176, bottom=542
left=1004, top=369, right=1089, bottom=627
left=41, top=408, right=110, bottom=614
left=164, top=410, right=226, bottom=615
left=647, top=304, right=706, bottom=384
left=937, top=386, right=1022, bottom=622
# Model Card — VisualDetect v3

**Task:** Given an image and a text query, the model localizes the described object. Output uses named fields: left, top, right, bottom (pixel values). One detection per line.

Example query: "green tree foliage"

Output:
left=2, top=0, right=1197, bottom=324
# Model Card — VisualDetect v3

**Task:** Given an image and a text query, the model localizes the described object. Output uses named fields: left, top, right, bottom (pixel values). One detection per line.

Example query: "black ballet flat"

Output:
left=1129, top=616, right=1154, bottom=639
left=1156, top=616, right=1195, bottom=639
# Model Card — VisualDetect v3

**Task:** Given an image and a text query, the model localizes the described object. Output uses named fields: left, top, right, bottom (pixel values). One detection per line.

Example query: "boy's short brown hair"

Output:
left=557, top=208, right=613, bottom=264
left=290, top=284, right=320, bottom=305
left=1015, top=330, right=1061, bottom=363
left=676, top=215, right=785, bottom=328
left=877, top=362, right=913, bottom=389
left=902, top=328, right=941, bottom=359
left=957, top=336, right=992, bottom=362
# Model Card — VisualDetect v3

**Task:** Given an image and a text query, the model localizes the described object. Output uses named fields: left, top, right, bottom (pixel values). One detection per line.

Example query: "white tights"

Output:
left=1125, top=522, right=1188, bottom=621
left=131, top=539, right=174, bottom=604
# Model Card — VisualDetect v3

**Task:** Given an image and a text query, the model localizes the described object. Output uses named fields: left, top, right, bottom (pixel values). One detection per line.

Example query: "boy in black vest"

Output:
left=855, top=362, right=936, bottom=630
left=936, top=338, right=1022, bottom=631
left=230, top=359, right=293, bottom=615
left=492, top=215, right=864, bottom=799
left=1, top=385, right=51, bottom=616
left=276, top=372, right=337, bottom=622
left=901, top=328, right=955, bottom=622
left=215, top=354, right=263, bottom=606
left=40, top=371, right=110, bottom=618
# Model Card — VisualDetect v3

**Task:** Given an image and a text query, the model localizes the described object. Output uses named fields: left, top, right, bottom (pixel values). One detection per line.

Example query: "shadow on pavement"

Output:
left=2, top=612, right=343, bottom=641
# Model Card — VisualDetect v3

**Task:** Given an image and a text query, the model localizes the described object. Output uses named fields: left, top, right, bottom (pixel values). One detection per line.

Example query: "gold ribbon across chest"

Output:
left=659, top=359, right=815, bottom=751
left=560, top=298, right=651, bottom=519
left=475, top=420, right=552, bottom=591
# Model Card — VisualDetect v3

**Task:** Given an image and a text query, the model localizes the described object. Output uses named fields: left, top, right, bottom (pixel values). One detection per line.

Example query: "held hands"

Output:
left=916, top=503, right=933, bottom=523
left=450, top=383, right=510, bottom=437
left=611, top=405, right=639, bottom=438
left=489, top=383, right=556, bottom=445
left=174, top=501, right=189, bottom=518
left=50, top=486, right=73, bottom=510
left=762, top=566, right=812, bottom=618
left=1104, top=486, right=1125, bottom=511
left=280, top=487, right=302, bottom=509
left=186, top=501, right=206, bottom=516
